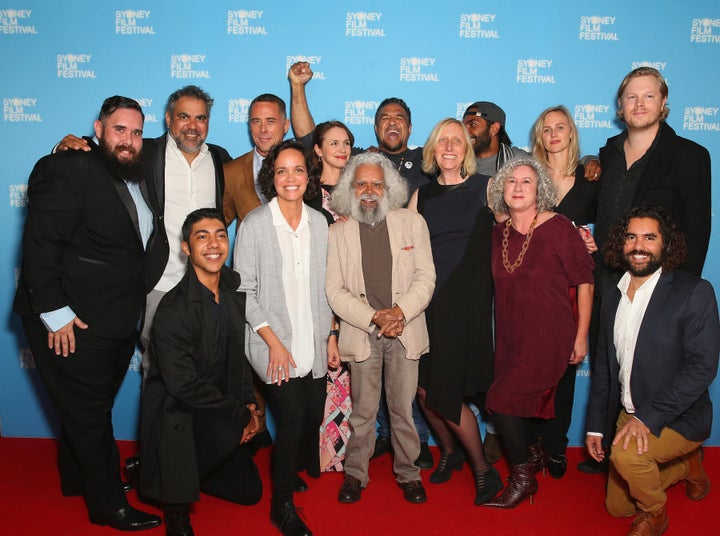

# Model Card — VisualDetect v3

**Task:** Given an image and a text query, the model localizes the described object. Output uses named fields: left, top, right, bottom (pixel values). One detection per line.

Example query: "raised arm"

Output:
left=288, top=61, right=316, bottom=138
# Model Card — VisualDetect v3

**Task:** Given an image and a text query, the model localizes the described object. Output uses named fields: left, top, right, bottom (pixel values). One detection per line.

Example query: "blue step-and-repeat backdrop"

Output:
left=1, top=1, right=719, bottom=445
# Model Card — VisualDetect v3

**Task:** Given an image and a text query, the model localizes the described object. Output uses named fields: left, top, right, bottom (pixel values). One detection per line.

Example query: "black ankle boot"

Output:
left=429, top=449, right=465, bottom=484
left=474, top=466, right=503, bottom=505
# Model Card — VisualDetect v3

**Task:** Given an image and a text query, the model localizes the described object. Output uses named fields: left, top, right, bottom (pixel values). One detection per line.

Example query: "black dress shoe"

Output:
left=399, top=480, right=427, bottom=504
left=338, top=475, right=362, bottom=503
left=270, top=501, right=312, bottom=536
left=414, top=442, right=434, bottom=469
left=165, top=509, right=195, bottom=536
left=89, top=505, right=162, bottom=531
left=577, top=457, right=609, bottom=474
left=371, top=436, right=392, bottom=459
left=292, top=474, right=309, bottom=493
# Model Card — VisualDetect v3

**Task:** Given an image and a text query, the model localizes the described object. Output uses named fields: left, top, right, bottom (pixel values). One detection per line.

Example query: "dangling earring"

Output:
left=460, top=164, right=467, bottom=179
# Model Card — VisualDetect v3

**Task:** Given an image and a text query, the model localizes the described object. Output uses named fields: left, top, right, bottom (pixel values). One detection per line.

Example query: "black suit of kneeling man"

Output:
left=140, top=208, right=262, bottom=535
left=14, top=96, right=161, bottom=531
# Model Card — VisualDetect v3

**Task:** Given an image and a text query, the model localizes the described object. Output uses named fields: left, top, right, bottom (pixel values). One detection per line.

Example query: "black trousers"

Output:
left=267, top=374, right=325, bottom=504
left=193, top=415, right=262, bottom=505
left=22, top=317, right=133, bottom=517
left=532, top=363, right=577, bottom=456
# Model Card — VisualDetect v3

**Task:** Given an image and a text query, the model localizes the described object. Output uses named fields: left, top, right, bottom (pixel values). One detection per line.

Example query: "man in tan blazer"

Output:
left=326, top=152, right=435, bottom=505
left=222, top=93, right=290, bottom=224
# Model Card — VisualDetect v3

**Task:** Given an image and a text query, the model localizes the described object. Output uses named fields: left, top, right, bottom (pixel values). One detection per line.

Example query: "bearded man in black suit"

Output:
left=14, top=96, right=161, bottom=531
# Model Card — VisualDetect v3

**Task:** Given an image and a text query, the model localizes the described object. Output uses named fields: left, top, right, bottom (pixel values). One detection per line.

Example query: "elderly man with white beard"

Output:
left=325, top=152, right=436, bottom=504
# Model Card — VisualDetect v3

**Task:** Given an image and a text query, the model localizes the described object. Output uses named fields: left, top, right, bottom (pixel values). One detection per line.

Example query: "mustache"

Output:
left=114, top=144, right=137, bottom=155
left=359, top=193, right=380, bottom=202
left=626, top=249, right=654, bottom=257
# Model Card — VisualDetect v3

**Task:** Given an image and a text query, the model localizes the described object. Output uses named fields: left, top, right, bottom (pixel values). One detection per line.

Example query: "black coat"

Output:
left=140, top=265, right=255, bottom=504
left=14, top=141, right=156, bottom=340
left=598, top=122, right=711, bottom=276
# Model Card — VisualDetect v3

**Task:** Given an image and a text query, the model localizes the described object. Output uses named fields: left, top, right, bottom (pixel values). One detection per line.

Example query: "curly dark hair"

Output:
left=603, top=205, right=687, bottom=272
left=257, top=140, right=320, bottom=202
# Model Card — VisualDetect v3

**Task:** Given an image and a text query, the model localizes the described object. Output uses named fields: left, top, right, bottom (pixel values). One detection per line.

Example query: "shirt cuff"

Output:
left=252, top=321, right=269, bottom=333
left=586, top=432, right=603, bottom=438
left=40, top=306, right=76, bottom=332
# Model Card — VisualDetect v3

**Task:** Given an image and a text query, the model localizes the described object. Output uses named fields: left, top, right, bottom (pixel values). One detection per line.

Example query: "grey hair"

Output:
left=330, top=152, right=409, bottom=215
left=487, top=157, right=557, bottom=216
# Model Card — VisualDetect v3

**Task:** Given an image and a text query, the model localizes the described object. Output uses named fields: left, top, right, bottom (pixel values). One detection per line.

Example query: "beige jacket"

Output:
left=326, top=208, right=435, bottom=362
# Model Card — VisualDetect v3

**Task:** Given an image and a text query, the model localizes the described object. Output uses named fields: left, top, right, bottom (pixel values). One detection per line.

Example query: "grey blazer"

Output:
left=233, top=202, right=332, bottom=383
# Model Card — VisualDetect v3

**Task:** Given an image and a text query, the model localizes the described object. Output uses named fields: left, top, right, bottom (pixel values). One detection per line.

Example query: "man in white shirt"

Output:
left=585, top=205, right=719, bottom=536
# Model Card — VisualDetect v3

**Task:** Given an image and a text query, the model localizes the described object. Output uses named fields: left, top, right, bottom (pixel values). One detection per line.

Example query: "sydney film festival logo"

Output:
left=228, top=98, right=251, bottom=123
left=345, top=11, right=386, bottom=37
left=400, top=57, right=439, bottom=83
left=9, top=183, right=27, bottom=207
left=132, top=98, right=157, bottom=123
left=578, top=15, right=619, bottom=41
left=171, top=54, right=210, bottom=79
left=115, top=10, right=155, bottom=35
left=691, top=18, right=720, bottom=43
left=227, top=9, right=267, bottom=35
left=458, top=13, right=499, bottom=39
left=286, top=55, right=325, bottom=80
left=574, top=105, right=614, bottom=129
left=455, top=102, right=475, bottom=120
left=0, top=8, right=36, bottom=34
left=516, top=59, right=556, bottom=84
left=57, top=54, right=96, bottom=79
left=683, top=106, right=720, bottom=132
left=344, top=100, right=379, bottom=126
left=3, top=97, right=41, bottom=122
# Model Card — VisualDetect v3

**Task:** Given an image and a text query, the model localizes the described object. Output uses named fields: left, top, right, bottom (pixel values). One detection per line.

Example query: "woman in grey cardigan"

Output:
left=234, top=140, right=336, bottom=536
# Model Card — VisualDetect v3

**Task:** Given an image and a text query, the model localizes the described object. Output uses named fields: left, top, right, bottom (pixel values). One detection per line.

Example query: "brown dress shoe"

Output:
left=685, top=447, right=710, bottom=500
left=626, top=508, right=668, bottom=536
left=399, top=480, right=427, bottom=503
left=338, top=475, right=362, bottom=503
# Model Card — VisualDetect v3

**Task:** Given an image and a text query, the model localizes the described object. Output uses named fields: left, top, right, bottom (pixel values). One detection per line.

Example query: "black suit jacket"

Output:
left=586, top=271, right=720, bottom=443
left=142, top=134, right=232, bottom=291
left=598, top=122, right=711, bottom=276
left=139, top=265, right=254, bottom=504
left=14, top=141, right=156, bottom=340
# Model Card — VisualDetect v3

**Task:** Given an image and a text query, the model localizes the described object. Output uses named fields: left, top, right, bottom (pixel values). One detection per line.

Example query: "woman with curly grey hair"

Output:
left=483, top=157, right=594, bottom=509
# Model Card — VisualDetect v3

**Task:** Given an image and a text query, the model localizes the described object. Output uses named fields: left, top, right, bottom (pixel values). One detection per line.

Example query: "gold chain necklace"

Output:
left=502, top=213, right=538, bottom=273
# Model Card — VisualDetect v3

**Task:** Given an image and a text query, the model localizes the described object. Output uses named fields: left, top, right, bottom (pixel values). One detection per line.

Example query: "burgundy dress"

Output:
left=487, top=214, right=594, bottom=419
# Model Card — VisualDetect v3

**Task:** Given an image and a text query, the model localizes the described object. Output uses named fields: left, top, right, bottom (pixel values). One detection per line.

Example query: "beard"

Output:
left=98, top=139, right=143, bottom=183
left=473, top=126, right=492, bottom=156
left=623, top=249, right=663, bottom=277
left=351, top=193, right=390, bottom=225
left=171, top=128, right=205, bottom=155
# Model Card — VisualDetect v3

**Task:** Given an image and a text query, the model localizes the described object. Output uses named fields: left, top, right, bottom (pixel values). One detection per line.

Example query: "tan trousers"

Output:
left=606, top=410, right=701, bottom=517
left=344, top=336, right=420, bottom=486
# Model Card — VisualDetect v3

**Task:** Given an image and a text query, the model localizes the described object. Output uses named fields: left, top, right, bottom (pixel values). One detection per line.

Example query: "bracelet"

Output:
left=329, top=329, right=340, bottom=338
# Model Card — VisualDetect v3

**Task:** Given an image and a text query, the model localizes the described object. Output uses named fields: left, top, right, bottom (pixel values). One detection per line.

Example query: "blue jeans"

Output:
left=376, top=387, right=429, bottom=443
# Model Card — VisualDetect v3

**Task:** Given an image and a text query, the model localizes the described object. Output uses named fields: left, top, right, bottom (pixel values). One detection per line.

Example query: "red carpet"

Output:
left=0, top=438, right=717, bottom=535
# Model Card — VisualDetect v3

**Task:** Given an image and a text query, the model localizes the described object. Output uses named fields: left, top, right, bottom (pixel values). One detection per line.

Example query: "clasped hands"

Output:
left=240, top=403, right=263, bottom=445
left=372, top=305, right=405, bottom=338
